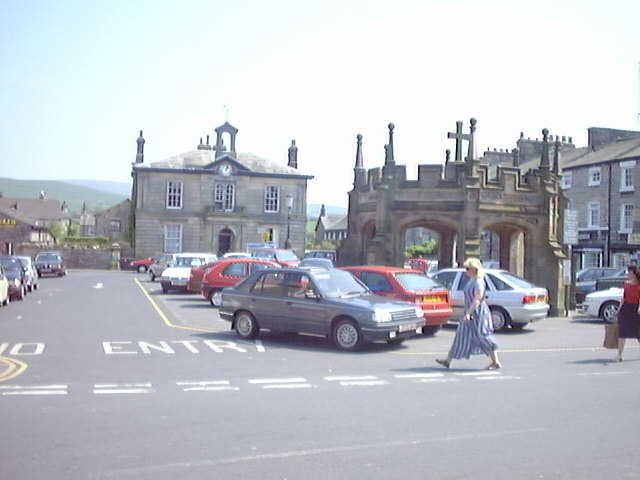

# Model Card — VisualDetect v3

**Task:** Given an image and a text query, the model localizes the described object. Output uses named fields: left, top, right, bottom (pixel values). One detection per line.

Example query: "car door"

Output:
left=248, top=271, right=289, bottom=331
left=283, top=272, right=328, bottom=334
left=219, top=262, right=248, bottom=288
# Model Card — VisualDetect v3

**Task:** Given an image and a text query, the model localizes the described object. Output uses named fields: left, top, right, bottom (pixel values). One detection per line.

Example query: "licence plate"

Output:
left=398, top=323, right=417, bottom=333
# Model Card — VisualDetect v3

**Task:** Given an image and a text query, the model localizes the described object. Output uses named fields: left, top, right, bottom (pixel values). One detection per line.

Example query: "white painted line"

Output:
left=0, top=384, right=68, bottom=390
left=415, top=378, right=461, bottom=383
left=16, top=316, right=22, bottom=320
left=183, top=386, right=240, bottom=392
left=263, top=384, right=313, bottom=390
left=93, top=283, right=103, bottom=289
left=393, top=373, right=444, bottom=379
left=324, top=375, right=378, bottom=382
left=177, top=380, right=230, bottom=386
left=93, top=388, right=152, bottom=394
left=476, top=376, right=521, bottom=381
left=248, top=378, right=306, bottom=385
left=94, top=383, right=152, bottom=388
left=255, top=340, right=266, bottom=352
left=339, top=380, right=388, bottom=387
left=2, top=390, right=68, bottom=396
left=578, top=371, right=633, bottom=376
left=453, top=371, right=502, bottom=377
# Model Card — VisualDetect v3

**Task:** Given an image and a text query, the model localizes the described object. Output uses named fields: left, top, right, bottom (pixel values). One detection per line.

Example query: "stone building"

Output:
left=314, top=205, right=347, bottom=245
left=131, top=122, right=313, bottom=258
left=0, top=196, right=70, bottom=254
left=94, top=199, right=131, bottom=243
left=339, top=121, right=568, bottom=315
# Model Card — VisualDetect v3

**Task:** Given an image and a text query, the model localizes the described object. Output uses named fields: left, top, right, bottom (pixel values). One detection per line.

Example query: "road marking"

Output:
left=93, top=283, right=103, bottom=289
left=390, top=346, right=635, bottom=356
left=263, top=384, right=313, bottom=390
left=339, top=380, right=388, bottom=386
left=324, top=375, right=378, bottom=382
left=255, top=340, right=265, bottom=352
left=476, top=376, right=521, bottom=381
left=0, top=356, right=28, bottom=383
left=393, top=373, right=444, bottom=379
left=248, top=378, right=307, bottom=384
left=93, top=383, right=153, bottom=394
left=177, top=380, right=240, bottom=392
left=578, top=371, right=633, bottom=376
left=0, top=384, right=68, bottom=396
left=177, top=380, right=230, bottom=386
left=94, top=383, right=152, bottom=388
left=415, top=378, right=461, bottom=383
left=453, top=371, right=502, bottom=377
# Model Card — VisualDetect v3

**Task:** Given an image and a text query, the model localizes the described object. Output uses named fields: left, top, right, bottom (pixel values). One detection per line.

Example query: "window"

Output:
left=432, top=271, right=457, bottom=290
left=214, top=183, right=235, bottom=211
left=487, top=274, right=513, bottom=291
left=613, top=253, right=630, bottom=269
left=166, top=181, right=183, bottom=209
left=587, top=202, right=600, bottom=228
left=561, top=172, right=572, bottom=189
left=359, top=271, right=392, bottom=292
left=620, top=204, right=634, bottom=233
left=620, top=162, right=635, bottom=192
left=222, top=262, right=246, bottom=277
left=251, top=272, right=286, bottom=296
left=285, top=273, right=315, bottom=299
left=581, top=251, right=602, bottom=269
left=264, top=186, right=279, bottom=212
left=164, top=224, right=182, bottom=253
left=588, top=167, right=601, bottom=187
left=110, top=220, right=121, bottom=232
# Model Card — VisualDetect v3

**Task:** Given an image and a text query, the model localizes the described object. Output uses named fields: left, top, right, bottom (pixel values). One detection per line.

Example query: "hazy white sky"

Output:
left=1, top=0, right=639, bottom=207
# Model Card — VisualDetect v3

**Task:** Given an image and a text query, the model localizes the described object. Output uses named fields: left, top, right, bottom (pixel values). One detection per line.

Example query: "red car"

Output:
left=202, top=258, right=279, bottom=306
left=251, top=248, right=300, bottom=268
left=130, top=257, right=157, bottom=273
left=341, top=266, right=453, bottom=335
left=187, top=261, right=219, bottom=293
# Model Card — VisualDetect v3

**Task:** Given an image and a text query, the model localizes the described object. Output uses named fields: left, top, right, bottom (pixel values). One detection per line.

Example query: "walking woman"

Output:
left=616, top=264, right=640, bottom=362
left=436, top=258, right=502, bottom=370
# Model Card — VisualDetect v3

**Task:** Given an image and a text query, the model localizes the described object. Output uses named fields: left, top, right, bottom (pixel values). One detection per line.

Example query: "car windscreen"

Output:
left=0, top=258, right=22, bottom=271
left=312, top=269, right=368, bottom=298
left=275, top=251, right=298, bottom=262
left=394, top=273, right=443, bottom=291
left=497, top=272, right=536, bottom=289
left=173, top=257, right=204, bottom=267
left=252, top=250, right=273, bottom=259
left=36, top=253, right=61, bottom=263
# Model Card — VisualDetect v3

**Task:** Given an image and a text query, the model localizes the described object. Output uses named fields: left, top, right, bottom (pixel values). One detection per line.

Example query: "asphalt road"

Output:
left=1, top=270, right=639, bottom=480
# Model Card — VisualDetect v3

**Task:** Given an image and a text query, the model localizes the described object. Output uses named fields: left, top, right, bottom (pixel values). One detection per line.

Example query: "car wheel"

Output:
left=3, top=295, right=9, bottom=306
left=422, top=325, right=442, bottom=336
left=161, top=283, right=169, bottom=294
left=332, top=318, right=362, bottom=351
left=150, top=272, right=156, bottom=282
left=234, top=311, right=259, bottom=339
left=17, top=286, right=25, bottom=301
left=600, top=301, right=620, bottom=323
left=211, top=290, right=223, bottom=308
left=489, top=307, right=509, bottom=331
left=33, top=283, right=38, bottom=290
left=387, top=337, right=405, bottom=345
left=137, top=265, right=147, bottom=273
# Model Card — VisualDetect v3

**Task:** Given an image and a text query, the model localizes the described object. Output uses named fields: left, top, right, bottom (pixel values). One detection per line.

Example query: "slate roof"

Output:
left=0, top=197, right=71, bottom=226
left=562, top=137, right=640, bottom=170
left=136, top=149, right=312, bottom=178
left=317, top=215, right=347, bottom=232
left=517, top=146, right=592, bottom=172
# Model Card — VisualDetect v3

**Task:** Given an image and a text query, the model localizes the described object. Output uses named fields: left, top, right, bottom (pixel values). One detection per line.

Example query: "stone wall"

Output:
left=14, top=245, right=131, bottom=269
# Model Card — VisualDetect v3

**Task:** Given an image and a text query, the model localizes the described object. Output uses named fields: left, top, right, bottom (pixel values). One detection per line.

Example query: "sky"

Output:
left=1, top=0, right=639, bottom=208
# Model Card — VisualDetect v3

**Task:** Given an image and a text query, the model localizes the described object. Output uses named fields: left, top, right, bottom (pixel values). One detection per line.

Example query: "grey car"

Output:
left=15, top=256, right=38, bottom=292
left=219, top=268, right=425, bottom=350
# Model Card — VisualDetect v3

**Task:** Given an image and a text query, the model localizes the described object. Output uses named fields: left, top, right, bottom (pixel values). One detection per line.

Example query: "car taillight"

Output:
left=522, top=295, right=537, bottom=304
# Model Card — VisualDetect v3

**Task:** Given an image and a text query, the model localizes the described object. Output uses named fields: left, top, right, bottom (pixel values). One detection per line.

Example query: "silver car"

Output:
left=219, top=267, right=425, bottom=350
left=15, top=256, right=38, bottom=292
left=431, top=268, right=549, bottom=330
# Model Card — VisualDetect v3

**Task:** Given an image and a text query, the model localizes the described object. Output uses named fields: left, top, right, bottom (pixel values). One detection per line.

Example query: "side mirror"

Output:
left=304, top=290, right=320, bottom=300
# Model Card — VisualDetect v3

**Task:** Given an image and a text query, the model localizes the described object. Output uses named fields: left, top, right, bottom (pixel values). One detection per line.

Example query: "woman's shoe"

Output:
left=436, top=359, right=450, bottom=369
left=487, top=362, right=502, bottom=370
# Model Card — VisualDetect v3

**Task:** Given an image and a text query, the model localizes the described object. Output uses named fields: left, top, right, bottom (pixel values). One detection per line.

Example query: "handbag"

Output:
left=603, top=323, right=619, bottom=349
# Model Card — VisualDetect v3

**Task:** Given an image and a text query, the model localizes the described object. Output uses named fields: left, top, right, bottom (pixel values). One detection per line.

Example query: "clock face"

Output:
left=219, top=164, right=232, bottom=176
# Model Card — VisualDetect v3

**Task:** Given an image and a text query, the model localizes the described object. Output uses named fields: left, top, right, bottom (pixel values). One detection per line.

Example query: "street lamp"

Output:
left=285, top=193, right=293, bottom=249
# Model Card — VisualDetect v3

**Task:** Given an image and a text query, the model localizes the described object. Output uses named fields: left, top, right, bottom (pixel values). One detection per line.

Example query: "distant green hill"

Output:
left=0, top=178, right=127, bottom=214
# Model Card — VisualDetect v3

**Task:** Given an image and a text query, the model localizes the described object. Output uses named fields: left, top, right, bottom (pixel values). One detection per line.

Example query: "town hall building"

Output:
left=131, top=122, right=312, bottom=258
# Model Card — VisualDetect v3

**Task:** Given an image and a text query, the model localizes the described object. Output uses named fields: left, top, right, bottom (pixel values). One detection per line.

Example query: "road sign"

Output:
left=563, top=209, right=578, bottom=245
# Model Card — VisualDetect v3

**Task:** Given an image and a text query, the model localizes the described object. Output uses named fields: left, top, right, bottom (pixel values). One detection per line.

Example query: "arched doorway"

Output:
left=218, top=228, right=234, bottom=256
left=480, top=223, right=528, bottom=276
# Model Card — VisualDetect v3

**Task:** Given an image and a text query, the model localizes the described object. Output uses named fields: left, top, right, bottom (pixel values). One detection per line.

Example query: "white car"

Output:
left=431, top=268, right=549, bottom=330
left=160, top=253, right=218, bottom=293
left=578, top=287, right=622, bottom=322
left=222, top=252, right=251, bottom=259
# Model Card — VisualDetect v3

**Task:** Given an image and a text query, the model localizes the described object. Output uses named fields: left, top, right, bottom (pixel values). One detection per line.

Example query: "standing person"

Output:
left=436, top=258, right=502, bottom=370
left=616, top=265, right=640, bottom=362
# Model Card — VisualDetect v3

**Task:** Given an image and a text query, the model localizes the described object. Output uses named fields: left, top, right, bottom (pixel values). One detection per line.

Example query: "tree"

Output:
left=405, top=239, right=438, bottom=258
left=48, top=222, right=66, bottom=242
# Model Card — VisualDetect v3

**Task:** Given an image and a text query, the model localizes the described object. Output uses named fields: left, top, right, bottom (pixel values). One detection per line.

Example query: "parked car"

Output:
left=187, top=261, right=220, bottom=293
left=219, top=267, right=425, bottom=350
left=0, top=265, right=9, bottom=306
left=15, top=256, right=38, bottom=291
left=431, top=268, right=549, bottom=330
left=160, top=253, right=218, bottom=293
left=34, top=251, right=66, bottom=277
left=201, top=258, right=279, bottom=306
left=574, top=267, right=621, bottom=304
left=130, top=257, right=157, bottom=273
left=149, top=253, right=177, bottom=282
left=0, top=256, right=28, bottom=301
left=299, top=257, right=334, bottom=269
left=404, top=258, right=439, bottom=276
left=222, top=252, right=251, bottom=259
left=303, top=250, right=337, bottom=263
left=578, top=287, right=622, bottom=323
left=595, top=271, right=628, bottom=292
left=252, top=248, right=300, bottom=268
left=342, top=266, right=453, bottom=335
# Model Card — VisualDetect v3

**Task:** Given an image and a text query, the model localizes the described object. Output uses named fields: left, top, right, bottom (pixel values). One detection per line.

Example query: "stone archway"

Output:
left=398, top=218, right=460, bottom=269
left=480, top=221, right=530, bottom=276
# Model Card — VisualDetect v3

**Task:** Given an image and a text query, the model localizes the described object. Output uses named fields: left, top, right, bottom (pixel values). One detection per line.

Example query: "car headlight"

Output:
left=414, top=306, right=424, bottom=318
left=372, top=310, right=392, bottom=323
